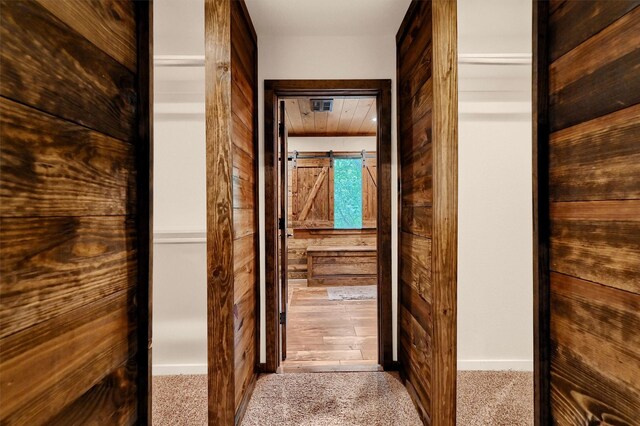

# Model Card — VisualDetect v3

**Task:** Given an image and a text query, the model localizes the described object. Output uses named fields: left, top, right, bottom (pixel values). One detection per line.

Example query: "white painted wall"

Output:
left=257, top=34, right=399, bottom=362
left=152, top=101, right=208, bottom=375
left=456, top=0, right=533, bottom=371
left=457, top=101, right=533, bottom=371
left=153, top=0, right=207, bottom=375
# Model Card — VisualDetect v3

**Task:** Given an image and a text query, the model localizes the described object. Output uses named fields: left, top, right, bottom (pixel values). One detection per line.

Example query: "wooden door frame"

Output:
left=532, top=2, right=551, bottom=425
left=135, top=1, right=153, bottom=421
left=264, top=79, right=393, bottom=372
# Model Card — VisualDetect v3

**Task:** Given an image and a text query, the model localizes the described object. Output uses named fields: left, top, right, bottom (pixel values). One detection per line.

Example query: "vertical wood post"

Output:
left=532, top=2, right=551, bottom=425
left=432, top=0, right=458, bottom=424
left=205, top=0, right=235, bottom=423
left=135, top=1, right=154, bottom=422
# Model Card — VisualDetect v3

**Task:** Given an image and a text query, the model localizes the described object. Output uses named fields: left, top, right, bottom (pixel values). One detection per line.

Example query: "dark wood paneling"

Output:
left=0, top=98, right=136, bottom=217
left=231, top=2, right=259, bottom=419
left=231, top=1, right=259, bottom=420
left=535, top=2, right=640, bottom=424
left=397, top=3, right=435, bottom=422
left=549, top=105, right=640, bottom=201
left=550, top=210, right=640, bottom=295
left=134, top=2, right=153, bottom=420
left=0, top=216, right=137, bottom=338
left=35, top=0, right=137, bottom=72
left=206, top=0, right=258, bottom=423
left=0, top=288, right=136, bottom=425
left=548, top=0, right=639, bottom=62
left=400, top=232, right=432, bottom=303
left=550, top=272, right=640, bottom=424
left=397, top=1, right=457, bottom=424
left=399, top=305, right=432, bottom=423
left=548, top=5, right=640, bottom=132
left=46, top=363, right=137, bottom=426
left=532, top=2, right=551, bottom=424
left=0, top=1, right=137, bottom=141
left=287, top=228, right=376, bottom=279
left=0, top=0, right=150, bottom=423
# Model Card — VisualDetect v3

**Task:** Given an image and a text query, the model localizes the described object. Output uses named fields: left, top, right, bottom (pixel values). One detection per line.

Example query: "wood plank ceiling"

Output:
left=284, top=97, right=377, bottom=137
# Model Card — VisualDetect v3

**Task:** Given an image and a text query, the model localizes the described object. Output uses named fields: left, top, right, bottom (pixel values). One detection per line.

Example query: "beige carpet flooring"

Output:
left=152, top=371, right=533, bottom=425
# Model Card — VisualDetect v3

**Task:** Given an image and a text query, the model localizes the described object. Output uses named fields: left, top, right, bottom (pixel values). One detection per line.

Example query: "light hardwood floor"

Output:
left=282, top=279, right=379, bottom=372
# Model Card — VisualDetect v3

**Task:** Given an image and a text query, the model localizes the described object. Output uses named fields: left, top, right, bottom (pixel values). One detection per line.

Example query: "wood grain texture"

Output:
left=550, top=272, right=640, bottom=424
left=0, top=98, right=136, bottom=217
left=307, top=247, right=377, bottom=286
left=0, top=0, right=137, bottom=141
left=284, top=97, right=377, bottom=137
left=287, top=228, right=376, bottom=279
left=430, top=2, right=458, bottom=424
left=35, top=0, right=137, bottom=72
left=397, top=1, right=457, bottom=424
left=536, top=2, right=640, bottom=424
left=548, top=4, right=640, bottom=132
left=550, top=204, right=640, bottom=294
left=206, top=0, right=258, bottom=422
left=0, top=0, right=150, bottom=423
left=549, top=104, right=640, bottom=201
left=46, top=362, right=137, bottom=426
left=283, top=280, right=379, bottom=369
left=363, top=156, right=378, bottom=226
left=397, top=2, right=435, bottom=422
left=205, top=0, right=236, bottom=423
left=0, top=216, right=137, bottom=338
left=0, top=288, right=136, bottom=424
left=548, top=0, right=639, bottom=62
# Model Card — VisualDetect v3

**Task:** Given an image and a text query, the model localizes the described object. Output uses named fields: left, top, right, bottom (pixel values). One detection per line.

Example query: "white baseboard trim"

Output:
left=153, top=363, right=207, bottom=376
left=457, top=359, right=533, bottom=371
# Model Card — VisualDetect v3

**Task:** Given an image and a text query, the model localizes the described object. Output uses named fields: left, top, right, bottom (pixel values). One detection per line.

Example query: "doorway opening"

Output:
left=264, top=80, right=393, bottom=373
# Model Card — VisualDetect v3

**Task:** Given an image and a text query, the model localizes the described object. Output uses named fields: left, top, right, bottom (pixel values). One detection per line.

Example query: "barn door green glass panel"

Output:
left=334, top=158, right=362, bottom=229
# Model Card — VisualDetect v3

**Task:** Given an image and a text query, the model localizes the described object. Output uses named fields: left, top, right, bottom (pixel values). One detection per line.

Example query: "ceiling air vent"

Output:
left=310, top=98, right=333, bottom=112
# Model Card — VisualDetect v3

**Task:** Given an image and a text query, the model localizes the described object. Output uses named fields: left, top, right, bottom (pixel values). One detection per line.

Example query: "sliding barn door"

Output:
left=362, top=155, right=378, bottom=228
left=205, top=0, right=259, bottom=424
left=397, top=1, right=458, bottom=424
left=291, top=155, right=333, bottom=228
left=534, top=1, right=640, bottom=424
left=0, top=0, right=152, bottom=423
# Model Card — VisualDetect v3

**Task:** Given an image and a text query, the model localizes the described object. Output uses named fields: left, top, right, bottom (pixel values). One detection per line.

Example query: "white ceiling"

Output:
left=245, top=0, right=412, bottom=37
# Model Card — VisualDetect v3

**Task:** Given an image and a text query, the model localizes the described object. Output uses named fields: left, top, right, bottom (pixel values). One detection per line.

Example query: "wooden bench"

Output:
left=306, top=246, right=377, bottom=287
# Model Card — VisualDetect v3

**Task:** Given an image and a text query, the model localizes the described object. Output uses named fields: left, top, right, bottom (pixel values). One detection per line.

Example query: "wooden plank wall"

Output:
left=396, top=1, right=458, bottom=424
left=231, top=0, right=259, bottom=421
left=288, top=229, right=377, bottom=279
left=0, top=0, right=151, bottom=424
left=535, top=1, right=640, bottom=424
left=205, top=0, right=258, bottom=424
